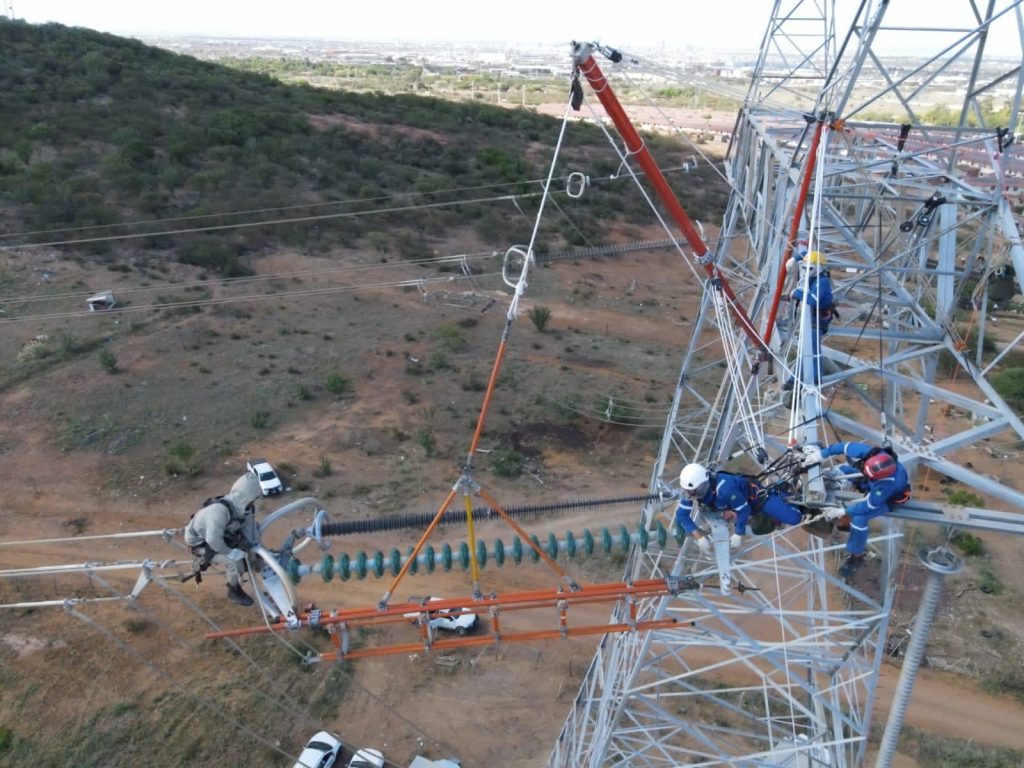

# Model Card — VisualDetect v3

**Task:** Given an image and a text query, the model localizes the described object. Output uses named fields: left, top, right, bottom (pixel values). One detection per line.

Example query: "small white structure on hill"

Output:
left=86, top=290, right=116, bottom=311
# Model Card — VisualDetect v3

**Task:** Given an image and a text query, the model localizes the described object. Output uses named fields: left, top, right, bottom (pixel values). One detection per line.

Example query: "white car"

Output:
left=404, top=597, right=479, bottom=636
left=247, top=458, right=283, bottom=496
left=348, top=748, right=384, bottom=768
left=292, top=731, right=342, bottom=768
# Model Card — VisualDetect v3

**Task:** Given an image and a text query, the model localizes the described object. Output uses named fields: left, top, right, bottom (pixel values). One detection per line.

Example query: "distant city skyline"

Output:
left=11, top=1, right=1024, bottom=57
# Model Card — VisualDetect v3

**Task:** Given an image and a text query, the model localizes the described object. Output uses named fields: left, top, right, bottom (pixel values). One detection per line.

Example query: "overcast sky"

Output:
left=12, top=1, right=775, bottom=48
left=12, top=1, right=1024, bottom=55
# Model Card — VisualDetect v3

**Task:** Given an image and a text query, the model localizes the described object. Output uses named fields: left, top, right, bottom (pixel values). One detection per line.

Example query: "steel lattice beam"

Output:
left=551, top=1, right=1024, bottom=765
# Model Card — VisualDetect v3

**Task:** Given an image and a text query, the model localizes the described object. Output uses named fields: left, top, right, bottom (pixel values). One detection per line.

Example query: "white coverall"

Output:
left=183, top=473, right=261, bottom=586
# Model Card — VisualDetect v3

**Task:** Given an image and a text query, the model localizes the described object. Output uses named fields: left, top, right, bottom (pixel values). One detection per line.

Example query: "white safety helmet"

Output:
left=679, top=463, right=710, bottom=498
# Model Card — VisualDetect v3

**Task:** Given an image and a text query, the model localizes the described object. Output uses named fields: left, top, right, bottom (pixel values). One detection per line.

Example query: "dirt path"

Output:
left=876, top=666, right=1024, bottom=750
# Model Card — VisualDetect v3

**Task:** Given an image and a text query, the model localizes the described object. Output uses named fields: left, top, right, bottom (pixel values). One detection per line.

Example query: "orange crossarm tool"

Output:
left=206, top=578, right=681, bottom=640
left=315, top=618, right=681, bottom=662
left=572, top=42, right=765, bottom=351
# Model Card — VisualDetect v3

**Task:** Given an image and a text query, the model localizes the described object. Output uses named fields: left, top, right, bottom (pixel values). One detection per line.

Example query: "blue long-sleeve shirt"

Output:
left=675, top=472, right=756, bottom=535
left=821, top=441, right=909, bottom=516
left=792, top=271, right=834, bottom=327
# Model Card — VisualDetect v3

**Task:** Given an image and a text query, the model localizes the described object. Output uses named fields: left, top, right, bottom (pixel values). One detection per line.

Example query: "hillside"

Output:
left=0, top=21, right=725, bottom=767
left=0, top=18, right=727, bottom=270
left=3, top=19, right=1022, bottom=768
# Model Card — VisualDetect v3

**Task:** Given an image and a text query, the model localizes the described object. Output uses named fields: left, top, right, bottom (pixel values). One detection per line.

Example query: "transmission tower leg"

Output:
left=874, top=546, right=962, bottom=768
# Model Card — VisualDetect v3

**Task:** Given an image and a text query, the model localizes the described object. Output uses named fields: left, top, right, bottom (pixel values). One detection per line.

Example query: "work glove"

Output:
left=823, top=506, right=846, bottom=521
left=730, top=534, right=743, bottom=550
left=227, top=548, right=246, bottom=562
left=696, top=535, right=712, bottom=556
left=800, top=443, right=823, bottom=468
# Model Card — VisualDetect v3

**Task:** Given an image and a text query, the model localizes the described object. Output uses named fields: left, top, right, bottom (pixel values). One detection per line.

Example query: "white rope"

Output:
left=787, top=126, right=832, bottom=435
left=709, top=284, right=764, bottom=454
left=581, top=98, right=706, bottom=285
left=769, top=531, right=802, bottom=745
left=505, top=92, right=577, bottom=322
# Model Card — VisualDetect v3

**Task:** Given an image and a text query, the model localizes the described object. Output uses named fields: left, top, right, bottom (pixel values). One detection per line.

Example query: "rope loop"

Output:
left=502, top=245, right=531, bottom=289
left=566, top=171, right=589, bottom=199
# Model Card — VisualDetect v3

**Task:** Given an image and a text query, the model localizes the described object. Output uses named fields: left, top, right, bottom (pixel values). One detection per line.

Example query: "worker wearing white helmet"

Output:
left=183, top=472, right=262, bottom=606
left=675, top=462, right=803, bottom=555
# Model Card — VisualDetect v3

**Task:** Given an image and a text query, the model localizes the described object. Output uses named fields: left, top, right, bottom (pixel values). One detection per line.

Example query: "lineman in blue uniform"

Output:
left=675, top=463, right=804, bottom=554
left=784, top=248, right=835, bottom=390
left=801, top=441, right=911, bottom=577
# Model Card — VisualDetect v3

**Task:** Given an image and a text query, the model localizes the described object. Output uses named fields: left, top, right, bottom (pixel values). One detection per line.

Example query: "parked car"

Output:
left=246, top=458, right=283, bottom=496
left=347, top=747, right=384, bottom=768
left=292, top=731, right=342, bottom=768
left=404, top=597, right=478, bottom=636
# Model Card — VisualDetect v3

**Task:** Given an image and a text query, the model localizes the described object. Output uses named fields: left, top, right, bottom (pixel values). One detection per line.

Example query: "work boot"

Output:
left=781, top=379, right=795, bottom=392
left=226, top=583, right=254, bottom=606
left=838, top=554, right=866, bottom=579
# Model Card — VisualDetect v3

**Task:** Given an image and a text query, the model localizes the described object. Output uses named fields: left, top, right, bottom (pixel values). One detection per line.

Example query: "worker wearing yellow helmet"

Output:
left=782, top=245, right=836, bottom=391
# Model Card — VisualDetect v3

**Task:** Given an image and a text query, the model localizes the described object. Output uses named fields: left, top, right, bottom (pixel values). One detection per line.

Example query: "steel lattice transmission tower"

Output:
left=549, top=1, right=1024, bottom=766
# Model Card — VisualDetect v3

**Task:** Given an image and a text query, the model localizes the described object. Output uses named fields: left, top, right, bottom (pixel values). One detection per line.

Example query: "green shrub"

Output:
left=430, top=350, right=451, bottom=371
left=417, top=426, right=436, bottom=457
left=946, top=488, right=984, bottom=507
left=123, top=618, right=155, bottom=635
left=0, top=725, right=11, bottom=752
left=98, top=348, right=118, bottom=374
left=325, top=372, right=351, bottom=397
left=314, top=456, right=332, bottom=477
left=435, top=324, right=466, bottom=352
left=164, top=440, right=200, bottom=477
left=528, top=305, right=551, bottom=332
left=550, top=393, right=582, bottom=424
left=951, top=531, right=985, bottom=556
left=978, top=565, right=1004, bottom=595
left=250, top=410, right=271, bottom=429
left=490, top=447, right=524, bottom=478
left=900, top=725, right=1023, bottom=767
left=991, top=366, right=1024, bottom=414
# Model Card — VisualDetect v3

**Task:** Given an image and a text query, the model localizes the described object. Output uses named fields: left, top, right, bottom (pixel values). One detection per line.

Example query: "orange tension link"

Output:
left=762, top=119, right=826, bottom=348
left=379, top=486, right=458, bottom=604
left=477, top=486, right=572, bottom=582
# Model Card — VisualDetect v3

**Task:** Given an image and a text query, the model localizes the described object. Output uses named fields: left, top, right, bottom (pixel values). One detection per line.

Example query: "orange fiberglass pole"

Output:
left=572, top=43, right=765, bottom=351
left=761, top=118, right=827, bottom=349
left=379, top=337, right=512, bottom=606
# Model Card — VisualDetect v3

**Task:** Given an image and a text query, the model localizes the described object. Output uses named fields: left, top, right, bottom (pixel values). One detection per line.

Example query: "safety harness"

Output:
left=183, top=496, right=246, bottom=584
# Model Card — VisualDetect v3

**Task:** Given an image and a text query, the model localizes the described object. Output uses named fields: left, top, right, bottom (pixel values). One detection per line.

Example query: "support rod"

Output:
left=874, top=546, right=962, bottom=768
